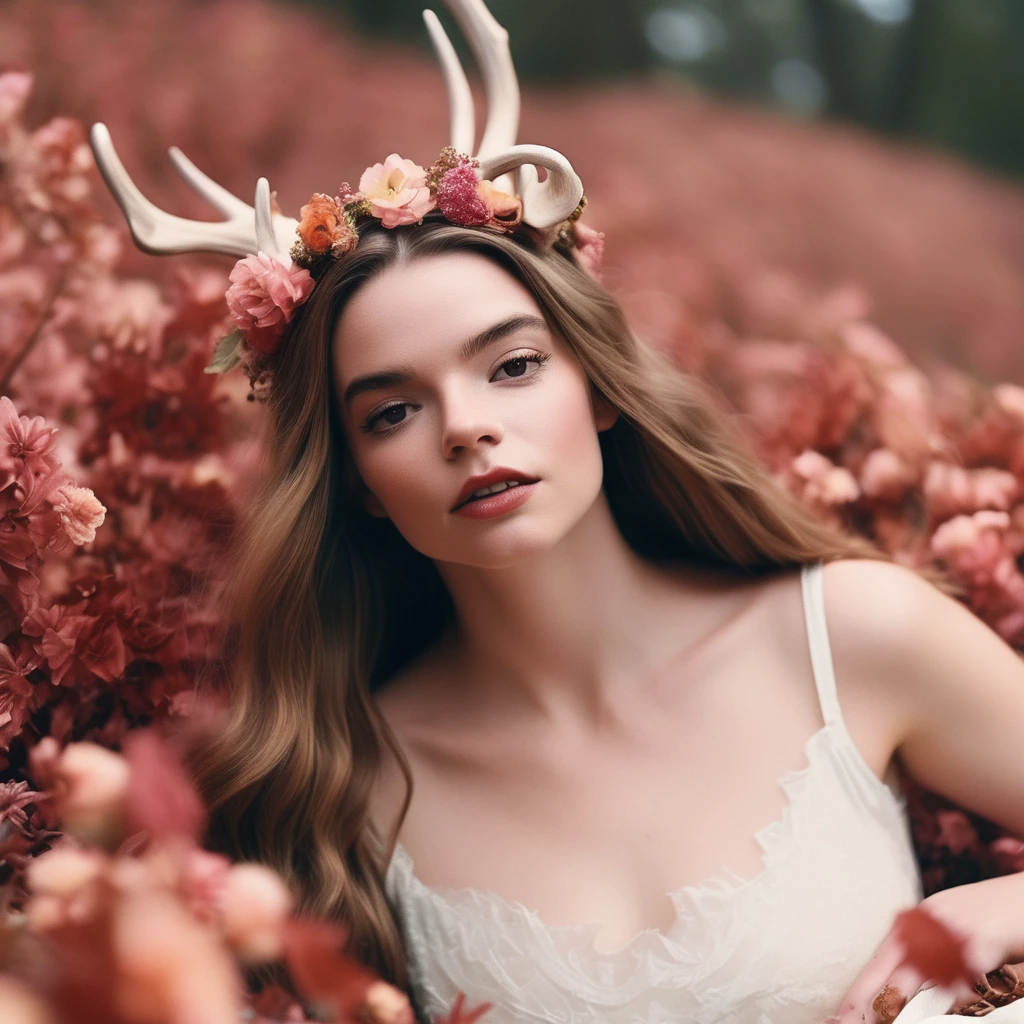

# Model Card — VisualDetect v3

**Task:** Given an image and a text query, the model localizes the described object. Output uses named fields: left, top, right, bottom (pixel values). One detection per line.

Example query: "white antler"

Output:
left=479, top=146, right=584, bottom=230
left=424, top=0, right=584, bottom=228
left=422, top=9, right=476, bottom=156
left=89, top=123, right=296, bottom=261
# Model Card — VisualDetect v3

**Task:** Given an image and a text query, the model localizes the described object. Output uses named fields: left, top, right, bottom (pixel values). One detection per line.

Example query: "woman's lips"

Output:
left=451, top=481, right=537, bottom=519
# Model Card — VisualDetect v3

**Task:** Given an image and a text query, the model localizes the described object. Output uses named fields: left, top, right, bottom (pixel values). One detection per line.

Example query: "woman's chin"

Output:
left=434, top=524, right=567, bottom=571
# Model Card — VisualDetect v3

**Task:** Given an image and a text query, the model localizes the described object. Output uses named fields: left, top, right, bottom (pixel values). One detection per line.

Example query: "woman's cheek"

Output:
left=357, top=431, right=440, bottom=521
left=543, top=374, right=605, bottom=471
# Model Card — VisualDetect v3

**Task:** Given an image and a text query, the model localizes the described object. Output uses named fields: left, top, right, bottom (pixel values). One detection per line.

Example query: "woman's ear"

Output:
left=591, top=386, right=619, bottom=433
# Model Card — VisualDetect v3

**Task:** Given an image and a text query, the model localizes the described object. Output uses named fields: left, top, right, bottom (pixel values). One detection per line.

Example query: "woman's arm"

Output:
left=824, top=557, right=1024, bottom=838
left=822, top=558, right=1024, bottom=1023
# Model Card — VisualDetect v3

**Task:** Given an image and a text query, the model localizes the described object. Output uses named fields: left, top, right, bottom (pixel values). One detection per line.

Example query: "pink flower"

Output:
left=0, top=641, right=33, bottom=749
left=22, top=604, right=95, bottom=686
left=436, top=161, right=491, bottom=226
left=930, top=510, right=1011, bottom=586
left=435, top=158, right=522, bottom=232
left=26, top=844, right=107, bottom=901
left=358, top=154, right=435, bottom=228
left=841, top=322, right=909, bottom=371
left=791, top=450, right=860, bottom=506
left=54, top=742, right=131, bottom=846
left=924, top=462, right=1019, bottom=520
left=573, top=222, right=606, bottom=282
left=52, top=485, right=106, bottom=547
left=180, top=848, right=232, bottom=924
left=224, top=253, right=314, bottom=354
left=859, top=448, right=916, bottom=502
left=0, top=72, right=32, bottom=127
left=220, top=862, right=293, bottom=963
left=0, top=396, right=61, bottom=489
left=993, top=383, right=1024, bottom=424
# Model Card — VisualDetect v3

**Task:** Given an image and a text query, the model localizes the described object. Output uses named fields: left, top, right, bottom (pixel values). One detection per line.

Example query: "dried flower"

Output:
left=52, top=484, right=106, bottom=546
left=436, top=159, right=490, bottom=226
left=433, top=156, right=522, bottom=231
left=477, top=179, right=522, bottom=229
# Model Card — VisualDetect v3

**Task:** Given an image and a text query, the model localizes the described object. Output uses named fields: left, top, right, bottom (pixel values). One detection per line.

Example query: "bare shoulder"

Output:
left=817, top=556, right=957, bottom=666
left=816, top=556, right=973, bottom=746
left=820, top=559, right=1024, bottom=832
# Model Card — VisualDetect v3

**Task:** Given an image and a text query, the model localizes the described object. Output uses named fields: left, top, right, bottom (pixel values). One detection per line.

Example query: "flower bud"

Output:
left=55, top=742, right=130, bottom=847
left=220, top=863, right=293, bottom=963
left=26, top=846, right=106, bottom=898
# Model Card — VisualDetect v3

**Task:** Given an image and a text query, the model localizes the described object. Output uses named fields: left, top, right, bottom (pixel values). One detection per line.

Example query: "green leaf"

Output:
left=204, top=328, right=244, bottom=374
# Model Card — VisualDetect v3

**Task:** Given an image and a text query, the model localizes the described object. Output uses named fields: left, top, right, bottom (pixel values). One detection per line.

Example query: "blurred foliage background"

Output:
left=3, top=0, right=1024, bottom=383
left=315, top=0, right=1024, bottom=183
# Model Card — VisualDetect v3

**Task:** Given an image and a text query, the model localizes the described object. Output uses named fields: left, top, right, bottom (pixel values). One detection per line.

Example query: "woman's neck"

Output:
left=432, top=493, right=733, bottom=730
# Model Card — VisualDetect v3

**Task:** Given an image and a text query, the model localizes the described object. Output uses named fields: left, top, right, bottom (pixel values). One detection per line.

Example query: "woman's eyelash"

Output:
left=360, top=349, right=550, bottom=435
left=360, top=402, right=410, bottom=434
left=491, top=349, right=549, bottom=381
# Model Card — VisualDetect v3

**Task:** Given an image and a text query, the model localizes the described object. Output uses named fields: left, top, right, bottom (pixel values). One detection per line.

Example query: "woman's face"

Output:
left=332, top=250, right=616, bottom=569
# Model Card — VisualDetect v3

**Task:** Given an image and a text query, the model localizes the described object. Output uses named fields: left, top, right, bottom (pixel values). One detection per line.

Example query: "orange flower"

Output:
left=297, top=193, right=356, bottom=256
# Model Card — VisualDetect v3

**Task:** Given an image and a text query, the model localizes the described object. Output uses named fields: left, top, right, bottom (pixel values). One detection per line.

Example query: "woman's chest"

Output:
left=378, top=611, right=878, bottom=953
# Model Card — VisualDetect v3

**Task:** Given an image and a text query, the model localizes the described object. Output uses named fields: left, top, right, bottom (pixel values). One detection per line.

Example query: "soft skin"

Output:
left=334, top=253, right=1024, bottom=1013
left=330, top=250, right=714, bottom=729
left=333, top=251, right=617, bottom=571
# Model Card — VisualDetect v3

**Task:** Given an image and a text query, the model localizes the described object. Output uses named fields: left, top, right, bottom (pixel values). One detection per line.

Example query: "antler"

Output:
left=88, top=123, right=297, bottom=261
left=424, top=0, right=583, bottom=229
left=91, top=0, right=583, bottom=255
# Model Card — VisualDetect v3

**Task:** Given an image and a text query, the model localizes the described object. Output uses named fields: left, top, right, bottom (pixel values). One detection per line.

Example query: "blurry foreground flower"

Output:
left=0, top=726, right=490, bottom=1024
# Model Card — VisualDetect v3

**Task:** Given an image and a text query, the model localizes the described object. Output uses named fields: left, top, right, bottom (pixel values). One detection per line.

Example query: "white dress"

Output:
left=385, top=561, right=1023, bottom=1023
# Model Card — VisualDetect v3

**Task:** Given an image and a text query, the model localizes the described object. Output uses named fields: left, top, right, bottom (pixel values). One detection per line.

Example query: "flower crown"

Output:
left=88, top=0, right=604, bottom=399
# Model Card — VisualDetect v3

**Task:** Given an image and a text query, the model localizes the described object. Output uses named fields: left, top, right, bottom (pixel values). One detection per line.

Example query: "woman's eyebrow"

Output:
left=342, top=312, right=548, bottom=406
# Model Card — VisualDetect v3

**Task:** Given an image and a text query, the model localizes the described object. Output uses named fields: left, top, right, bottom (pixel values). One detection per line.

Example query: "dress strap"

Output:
left=799, top=561, right=843, bottom=730
left=799, top=560, right=911, bottom=814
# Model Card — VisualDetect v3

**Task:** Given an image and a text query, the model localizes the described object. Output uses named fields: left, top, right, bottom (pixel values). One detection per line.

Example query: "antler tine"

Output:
left=89, top=123, right=298, bottom=259
left=254, top=177, right=287, bottom=262
left=479, top=145, right=583, bottom=229
left=442, top=0, right=519, bottom=161
left=167, top=145, right=257, bottom=221
left=423, top=9, right=475, bottom=155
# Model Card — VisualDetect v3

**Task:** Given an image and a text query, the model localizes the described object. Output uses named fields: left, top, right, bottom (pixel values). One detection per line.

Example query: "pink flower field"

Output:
left=1, top=0, right=1024, bottom=1018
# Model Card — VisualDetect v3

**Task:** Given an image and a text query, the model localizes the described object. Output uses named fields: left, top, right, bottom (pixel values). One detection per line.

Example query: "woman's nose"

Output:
left=440, top=391, right=504, bottom=458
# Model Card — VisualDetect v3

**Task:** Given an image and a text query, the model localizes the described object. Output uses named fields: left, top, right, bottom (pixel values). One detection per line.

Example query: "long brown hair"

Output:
left=187, top=218, right=953, bottom=1007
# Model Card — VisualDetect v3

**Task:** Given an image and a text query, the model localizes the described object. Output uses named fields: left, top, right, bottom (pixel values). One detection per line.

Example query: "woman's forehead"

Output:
left=333, top=251, right=543, bottom=371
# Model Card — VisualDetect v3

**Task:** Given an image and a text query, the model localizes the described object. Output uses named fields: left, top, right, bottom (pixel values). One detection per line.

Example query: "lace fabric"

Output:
left=384, top=562, right=926, bottom=1023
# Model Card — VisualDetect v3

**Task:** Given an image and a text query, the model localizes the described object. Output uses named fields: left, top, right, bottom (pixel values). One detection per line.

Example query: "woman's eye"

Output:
left=491, top=353, right=546, bottom=382
left=363, top=403, right=410, bottom=433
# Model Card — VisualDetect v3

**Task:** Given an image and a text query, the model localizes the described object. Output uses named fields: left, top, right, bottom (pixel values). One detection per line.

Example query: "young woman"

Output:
left=89, top=3, right=1024, bottom=1022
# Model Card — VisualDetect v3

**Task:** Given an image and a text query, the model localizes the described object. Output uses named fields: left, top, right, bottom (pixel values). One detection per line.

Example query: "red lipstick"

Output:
left=451, top=467, right=539, bottom=515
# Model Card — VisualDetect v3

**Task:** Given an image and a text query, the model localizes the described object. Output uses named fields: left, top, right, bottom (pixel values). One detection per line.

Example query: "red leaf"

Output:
left=281, top=915, right=378, bottom=1017
left=892, top=906, right=974, bottom=989
left=122, top=728, right=205, bottom=843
